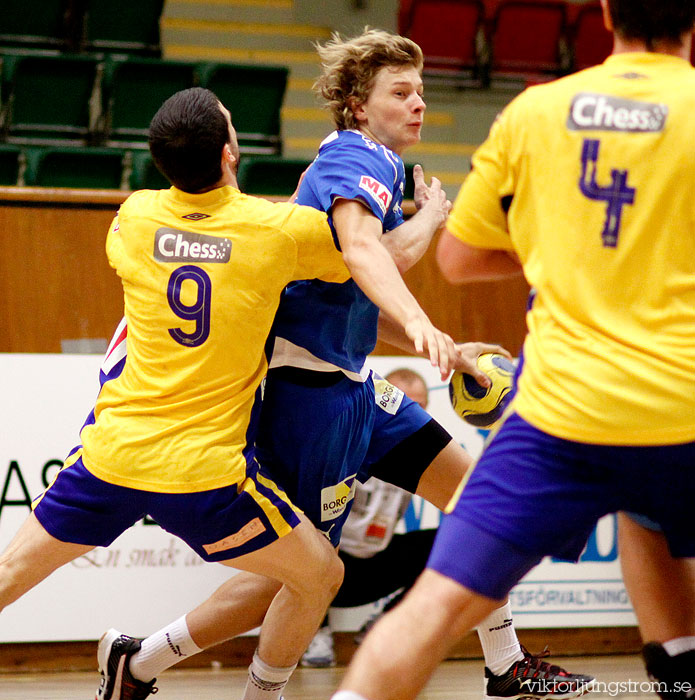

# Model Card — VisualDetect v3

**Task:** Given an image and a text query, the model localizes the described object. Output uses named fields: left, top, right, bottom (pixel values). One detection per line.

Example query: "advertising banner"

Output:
left=0, top=354, right=635, bottom=641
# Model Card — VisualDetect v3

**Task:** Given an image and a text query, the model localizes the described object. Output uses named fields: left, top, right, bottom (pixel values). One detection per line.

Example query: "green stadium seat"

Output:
left=197, top=62, right=288, bottom=155
left=24, top=146, right=126, bottom=189
left=0, top=52, right=99, bottom=145
left=0, top=144, right=22, bottom=185
left=128, top=150, right=170, bottom=190
left=403, top=163, right=416, bottom=201
left=101, top=55, right=197, bottom=148
left=0, top=0, right=71, bottom=50
left=236, top=157, right=311, bottom=197
left=82, top=0, right=164, bottom=56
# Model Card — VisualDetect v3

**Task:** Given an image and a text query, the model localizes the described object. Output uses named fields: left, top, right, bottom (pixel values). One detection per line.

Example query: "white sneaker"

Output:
left=300, top=626, right=336, bottom=668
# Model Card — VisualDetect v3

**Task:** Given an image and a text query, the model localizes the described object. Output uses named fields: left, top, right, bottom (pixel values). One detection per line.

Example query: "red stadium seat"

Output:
left=398, top=0, right=415, bottom=34
left=487, top=0, right=569, bottom=81
left=570, top=1, right=613, bottom=71
left=404, top=0, right=486, bottom=82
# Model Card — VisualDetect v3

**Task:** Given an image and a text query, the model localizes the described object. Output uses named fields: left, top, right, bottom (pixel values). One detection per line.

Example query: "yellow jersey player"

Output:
left=0, top=87, right=352, bottom=700
left=333, top=2, right=695, bottom=700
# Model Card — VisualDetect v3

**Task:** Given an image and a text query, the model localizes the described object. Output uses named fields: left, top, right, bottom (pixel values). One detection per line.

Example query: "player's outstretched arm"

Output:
left=381, top=165, right=452, bottom=273
left=377, top=314, right=510, bottom=386
left=333, top=199, right=455, bottom=377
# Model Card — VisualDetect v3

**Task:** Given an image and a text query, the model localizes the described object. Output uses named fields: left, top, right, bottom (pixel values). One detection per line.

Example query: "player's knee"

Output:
left=300, top=541, right=344, bottom=600
left=324, top=549, right=345, bottom=598
left=316, top=544, right=345, bottom=596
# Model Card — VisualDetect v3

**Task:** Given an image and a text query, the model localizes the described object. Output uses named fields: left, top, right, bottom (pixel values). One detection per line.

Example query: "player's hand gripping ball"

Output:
left=449, top=353, right=515, bottom=428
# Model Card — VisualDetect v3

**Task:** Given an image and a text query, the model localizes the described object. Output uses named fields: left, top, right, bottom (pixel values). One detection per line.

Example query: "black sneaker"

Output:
left=485, top=646, right=595, bottom=700
left=96, top=628, right=159, bottom=700
left=643, top=642, right=695, bottom=699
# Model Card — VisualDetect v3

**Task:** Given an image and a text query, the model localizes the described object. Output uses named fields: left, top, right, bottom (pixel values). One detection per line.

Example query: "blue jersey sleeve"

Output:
left=298, top=133, right=405, bottom=229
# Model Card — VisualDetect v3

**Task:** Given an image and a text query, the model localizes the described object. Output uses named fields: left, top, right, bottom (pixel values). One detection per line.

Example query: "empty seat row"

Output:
left=0, top=147, right=422, bottom=201
left=0, top=144, right=168, bottom=189
left=0, top=146, right=313, bottom=195
left=401, top=0, right=614, bottom=85
left=0, top=52, right=288, bottom=155
left=0, top=0, right=164, bottom=56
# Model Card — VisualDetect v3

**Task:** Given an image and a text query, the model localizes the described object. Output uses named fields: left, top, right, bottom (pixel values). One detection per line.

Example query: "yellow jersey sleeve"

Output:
left=280, top=202, right=350, bottom=284
left=447, top=111, right=516, bottom=252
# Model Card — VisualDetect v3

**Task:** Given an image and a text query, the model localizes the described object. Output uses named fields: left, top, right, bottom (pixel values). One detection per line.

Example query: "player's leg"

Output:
left=218, top=512, right=343, bottom=668
left=412, top=438, right=471, bottom=508
left=398, top=418, right=522, bottom=672
left=185, top=571, right=281, bottom=649
left=0, top=512, right=94, bottom=611
left=618, top=454, right=695, bottom=700
left=334, top=412, right=613, bottom=700
left=365, top=396, right=594, bottom=696
left=619, top=512, right=695, bottom=644
left=337, top=569, right=502, bottom=700
left=124, top=570, right=282, bottom=686
left=0, top=452, right=145, bottom=615
left=97, top=463, right=344, bottom=700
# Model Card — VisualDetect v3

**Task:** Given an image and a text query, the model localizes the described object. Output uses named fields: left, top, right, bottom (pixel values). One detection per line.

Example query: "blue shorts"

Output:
left=428, top=411, right=695, bottom=600
left=255, top=368, right=451, bottom=546
left=32, top=455, right=302, bottom=562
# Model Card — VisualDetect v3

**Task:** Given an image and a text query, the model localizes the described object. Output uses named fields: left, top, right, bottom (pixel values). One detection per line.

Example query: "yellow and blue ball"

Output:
left=449, top=353, right=515, bottom=428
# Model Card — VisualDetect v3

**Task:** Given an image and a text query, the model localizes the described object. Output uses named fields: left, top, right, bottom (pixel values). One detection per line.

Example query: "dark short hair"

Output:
left=607, top=0, right=695, bottom=47
left=148, top=87, right=230, bottom=193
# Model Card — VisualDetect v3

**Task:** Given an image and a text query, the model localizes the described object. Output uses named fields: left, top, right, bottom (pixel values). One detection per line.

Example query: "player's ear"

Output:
left=222, top=143, right=236, bottom=168
left=349, top=97, right=367, bottom=124
left=599, top=0, right=613, bottom=32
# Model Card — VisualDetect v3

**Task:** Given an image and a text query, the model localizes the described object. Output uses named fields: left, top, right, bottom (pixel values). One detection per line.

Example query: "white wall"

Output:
left=0, top=354, right=635, bottom=641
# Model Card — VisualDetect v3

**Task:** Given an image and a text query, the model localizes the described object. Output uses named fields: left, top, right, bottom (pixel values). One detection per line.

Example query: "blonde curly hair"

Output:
left=314, top=28, right=423, bottom=131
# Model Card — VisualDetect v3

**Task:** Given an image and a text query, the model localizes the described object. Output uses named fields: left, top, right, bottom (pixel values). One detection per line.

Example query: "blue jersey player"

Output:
left=257, top=29, right=591, bottom=699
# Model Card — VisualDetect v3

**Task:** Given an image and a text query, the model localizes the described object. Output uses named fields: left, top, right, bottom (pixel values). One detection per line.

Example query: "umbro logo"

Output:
left=182, top=212, right=210, bottom=221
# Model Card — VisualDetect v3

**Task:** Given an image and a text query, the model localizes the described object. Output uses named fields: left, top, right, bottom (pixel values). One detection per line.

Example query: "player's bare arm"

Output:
left=377, top=313, right=509, bottom=387
left=436, top=229, right=523, bottom=284
left=381, top=165, right=452, bottom=273
left=332, top=198, right=455, bottom=376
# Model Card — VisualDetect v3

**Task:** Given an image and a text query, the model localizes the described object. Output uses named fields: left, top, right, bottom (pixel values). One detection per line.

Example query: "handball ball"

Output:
left=449, top=353, right=515, bottom=428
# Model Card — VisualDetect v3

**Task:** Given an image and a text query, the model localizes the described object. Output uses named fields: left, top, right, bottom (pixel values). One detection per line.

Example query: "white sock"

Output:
left=331, top=692, right=370, bottom=700
left=129, top=615, right=203, bottom=682
left=242, top=649, right=296, bottom=700
left=475, top=600, right=523, bottom=675
left=663, top=636, right=695, bottom=656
